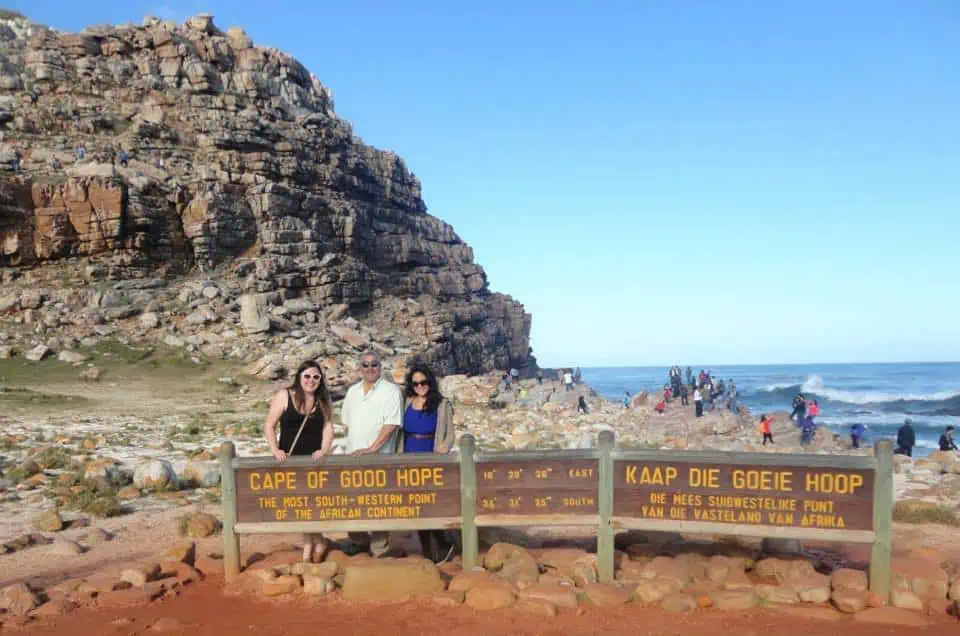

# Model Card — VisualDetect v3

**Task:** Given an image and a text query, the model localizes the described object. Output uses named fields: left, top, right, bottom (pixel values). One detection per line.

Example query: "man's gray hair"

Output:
left=359, top=350, right=381, bottom=364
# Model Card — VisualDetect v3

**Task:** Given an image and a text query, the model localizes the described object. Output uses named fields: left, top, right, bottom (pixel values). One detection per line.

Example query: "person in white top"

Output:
left=340, top=350, right=403, bottom=555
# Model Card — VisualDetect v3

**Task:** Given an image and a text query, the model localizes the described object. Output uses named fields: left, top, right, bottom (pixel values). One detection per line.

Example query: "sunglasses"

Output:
left=412, top=380, right=430, bottom=388
left=361, top=362, right=380, bottom=369
left=301, top=374, right=322, bottom=381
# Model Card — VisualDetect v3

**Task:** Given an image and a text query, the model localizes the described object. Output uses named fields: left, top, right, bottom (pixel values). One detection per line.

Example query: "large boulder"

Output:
left=181, top=461, right=220, bottom=487
left=484, top=543, right=540, bottom=586
left=133, top=459, right=178, bottom=490
left=341, top=559, right=443, bottom=601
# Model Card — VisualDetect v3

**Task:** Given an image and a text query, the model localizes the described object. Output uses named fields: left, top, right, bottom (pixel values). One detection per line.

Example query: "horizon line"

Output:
left=540, top=360, right=960, bottom=369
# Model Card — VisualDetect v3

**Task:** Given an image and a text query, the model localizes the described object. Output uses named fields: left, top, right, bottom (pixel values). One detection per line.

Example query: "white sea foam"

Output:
left=800, top=375, right=960, bottom=405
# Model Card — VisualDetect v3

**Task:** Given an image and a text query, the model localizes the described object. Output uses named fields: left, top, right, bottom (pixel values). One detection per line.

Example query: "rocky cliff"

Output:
left=0, top=12, right=532, bottom=379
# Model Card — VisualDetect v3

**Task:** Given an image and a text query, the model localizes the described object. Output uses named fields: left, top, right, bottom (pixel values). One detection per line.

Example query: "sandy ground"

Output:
left=13, top=576, right=960, bottom=636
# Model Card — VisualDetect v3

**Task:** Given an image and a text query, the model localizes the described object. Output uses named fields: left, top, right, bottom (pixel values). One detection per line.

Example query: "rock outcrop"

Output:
left=0, top=13, right=532, bottom=374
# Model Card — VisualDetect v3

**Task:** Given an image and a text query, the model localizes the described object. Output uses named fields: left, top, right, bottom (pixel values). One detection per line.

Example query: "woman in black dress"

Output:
left=264, top=359, right=334, bottom=562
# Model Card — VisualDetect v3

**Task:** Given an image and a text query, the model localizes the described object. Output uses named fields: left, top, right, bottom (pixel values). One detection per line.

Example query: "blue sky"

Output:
left=12, top=1, right=960, bottom=367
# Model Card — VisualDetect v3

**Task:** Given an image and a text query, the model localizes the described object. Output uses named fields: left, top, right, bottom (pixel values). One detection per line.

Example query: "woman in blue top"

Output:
left=400, top=362, right=456, bottom=562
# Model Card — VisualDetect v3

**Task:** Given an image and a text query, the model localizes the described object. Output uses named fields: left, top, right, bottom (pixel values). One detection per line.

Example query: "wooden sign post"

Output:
left=220, top=434, right=893, bottom=598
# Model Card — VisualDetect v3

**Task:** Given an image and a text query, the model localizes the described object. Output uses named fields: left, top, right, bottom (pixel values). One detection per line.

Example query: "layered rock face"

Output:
left=0, top=13, right=531, bottom=374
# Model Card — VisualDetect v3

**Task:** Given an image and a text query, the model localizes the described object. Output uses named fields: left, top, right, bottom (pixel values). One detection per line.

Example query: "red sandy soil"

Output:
left=8, top=576, right=958, bottom=636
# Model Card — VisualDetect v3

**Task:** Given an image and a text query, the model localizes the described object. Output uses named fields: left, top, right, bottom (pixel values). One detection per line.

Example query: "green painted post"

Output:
left=220, top=441, right=241, bottom=584
left=597, top=430, right=615, bottom=583
left=869, top=439, right=893, bottom=602
left=459, top=434, right=479, bottom=570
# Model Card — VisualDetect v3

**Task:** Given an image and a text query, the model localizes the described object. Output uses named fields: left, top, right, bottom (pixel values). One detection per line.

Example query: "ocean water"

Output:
left=582, top=363, right=960, bottom=456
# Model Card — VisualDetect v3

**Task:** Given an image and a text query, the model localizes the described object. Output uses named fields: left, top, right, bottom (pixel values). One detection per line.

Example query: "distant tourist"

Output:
left=562, top=369, right=574, bottom=392
left=850, top=423, right=866, bottom=449
left=50, top=157, right=61, bottom=171
left=341, top=350, right=402, bottom=556
left=694, top=387, right=703, bottom=417
left=263, top=359, right=334, bottom=563
left=685, top=366, right=693, bottom=387
left=806, top=398, right=820, bottom=422
left=623, top=391, right=631, bottom=408
left=759, top=414, right=774, bottom=446
left=790, top=393, right=807, bottom=423
left=577, top=396, right=588, bottom=414
left=75, top=144, right=86, bottom=160
left=800, top=415, right=817, bottom=447
left=536, top=369, right=543, bottom=385
left=727, top=380, right=738, bottom=412
left=679, top=384, right=689, bottom=406
left=663, top=385, right=671, bottom=402
left=574, top=367, right=582, bottom=385
left=400, top=362, right=456, bottom=563
left=939, top=426, right=958, bottom=452
left=654, top=399, right=666, bottom=415
left=509, top=367, right=519, bottom=384
left=118, top=150, right=129, bottom=167
left=895, top=419, right=916, bottom=457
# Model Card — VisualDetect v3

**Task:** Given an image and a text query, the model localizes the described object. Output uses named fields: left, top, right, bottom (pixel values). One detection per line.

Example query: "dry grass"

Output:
left=893, top=500, right=960, bottom=526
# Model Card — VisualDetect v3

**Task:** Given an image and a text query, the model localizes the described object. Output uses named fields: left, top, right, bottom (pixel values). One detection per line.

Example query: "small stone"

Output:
left=832, top=567, right=868, bottom=592
left=182, top=512, right=220, bottom=538
left=164, top=542, right=196, bottom=566
left=514, top=598, right=557, bottom=616
left=45, top=539, right=84, bottom=556
left=57, top=350, right=89, bottom=363
left=0, top=583, right=40, bottom=615
left=832, top=588, right=869, bottom=613
left=583, top=583, right=632, bottom=606
left=891, top=588, right=925, bottom=611
left=302, top=574, right=334, bottom=596
left=24, top=344, right=50, bottom=361
left=32, top=509, right=64, bottom=532
left=261, top=575, right=301, bottom=597
left=465, top=586, right=516, bottom=610
left=709, top=590, right=757, bottom=611
left=517, top=583, right=578, bottom=608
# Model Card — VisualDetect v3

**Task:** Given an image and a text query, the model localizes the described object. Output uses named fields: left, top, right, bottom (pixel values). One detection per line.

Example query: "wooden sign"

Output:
left=235, top=463, right=461, bottom=523
left=476, top=458, right=598, bottom=516
left=614, top=459, right=875, bottom=532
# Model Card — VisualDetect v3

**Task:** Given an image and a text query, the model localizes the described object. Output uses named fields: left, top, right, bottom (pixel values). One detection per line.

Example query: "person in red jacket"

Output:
left=759, top=414, right=774, bottom=445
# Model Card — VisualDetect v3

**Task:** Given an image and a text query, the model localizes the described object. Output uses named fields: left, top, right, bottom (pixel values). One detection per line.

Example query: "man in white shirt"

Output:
left=340, top=350, right=402, bottom=555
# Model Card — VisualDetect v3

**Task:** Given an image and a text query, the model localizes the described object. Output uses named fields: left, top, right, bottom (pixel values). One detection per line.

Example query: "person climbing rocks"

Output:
left=896, top=419, right=916, bottom=457
left=790, top=393, right=806, bottom=423
left=850, top=423, right=866, bottom=449
left=577, top=395, right=588, bottom=414
left=623, top=391, right=631, bottom=409
left=939, top=425, right=958, bottom=452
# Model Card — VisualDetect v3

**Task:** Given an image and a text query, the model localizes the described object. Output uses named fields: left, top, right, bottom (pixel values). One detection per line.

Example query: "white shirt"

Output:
left=694, top=389, right=702, bottom=401
left=563, top=372, right=573, bottom=384
left=341, top=378, right=403, bottom=453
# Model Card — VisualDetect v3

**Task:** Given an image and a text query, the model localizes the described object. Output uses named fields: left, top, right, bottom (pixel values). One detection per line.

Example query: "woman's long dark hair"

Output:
left=404, top=362, right=443, bottom=413
left=287, top=359, right=333, bottom=422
